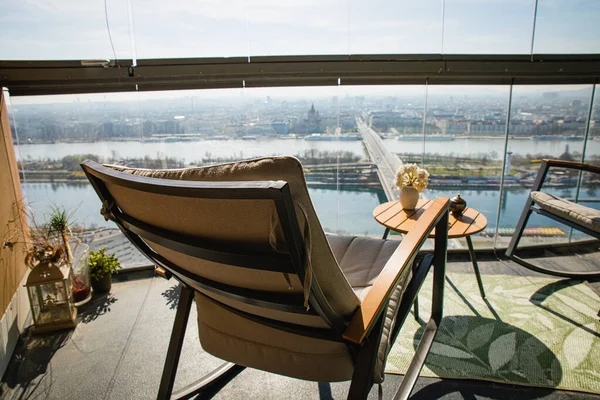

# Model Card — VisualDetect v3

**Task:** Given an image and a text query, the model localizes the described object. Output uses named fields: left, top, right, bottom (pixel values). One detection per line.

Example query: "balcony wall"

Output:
left=0, top=90, right=31, bottom=378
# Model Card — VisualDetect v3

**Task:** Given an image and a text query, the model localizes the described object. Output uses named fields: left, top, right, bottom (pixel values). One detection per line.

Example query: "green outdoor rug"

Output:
left=385, top=273, right=600, bottom=394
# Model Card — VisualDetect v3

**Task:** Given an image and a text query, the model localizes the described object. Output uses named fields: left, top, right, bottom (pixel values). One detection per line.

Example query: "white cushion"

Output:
left=531, top=191, right=600, bottom=234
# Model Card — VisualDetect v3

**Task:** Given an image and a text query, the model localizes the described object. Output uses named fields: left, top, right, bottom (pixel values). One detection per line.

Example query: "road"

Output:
left=356, top=116, right=402, bottom=201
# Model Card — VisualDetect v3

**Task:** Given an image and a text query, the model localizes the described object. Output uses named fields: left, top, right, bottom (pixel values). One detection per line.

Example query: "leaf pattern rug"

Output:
left=385, top=273, right=600, bottom=394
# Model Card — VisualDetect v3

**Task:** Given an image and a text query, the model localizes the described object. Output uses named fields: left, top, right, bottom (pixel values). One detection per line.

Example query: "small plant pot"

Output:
left=92, top=274, right=112, bottom=294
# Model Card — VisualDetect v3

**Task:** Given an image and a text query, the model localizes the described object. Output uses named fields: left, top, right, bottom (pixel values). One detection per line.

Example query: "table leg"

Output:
left=466, top=236, right=486, bottom=299
left=382, top=228, right=390, bottom=240
left=413, top=297, right=419, bottom=321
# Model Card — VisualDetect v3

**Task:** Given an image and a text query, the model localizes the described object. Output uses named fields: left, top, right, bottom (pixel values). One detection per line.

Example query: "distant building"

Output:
left=294, top=104, right=322, bottom=134
left=271, top=120, right=290, bottom=135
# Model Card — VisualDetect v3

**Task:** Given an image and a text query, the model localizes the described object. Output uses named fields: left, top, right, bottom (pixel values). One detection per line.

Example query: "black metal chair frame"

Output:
left=81, top=160, right=449, bottom=400
left=506, top=159, right=600, bottom=278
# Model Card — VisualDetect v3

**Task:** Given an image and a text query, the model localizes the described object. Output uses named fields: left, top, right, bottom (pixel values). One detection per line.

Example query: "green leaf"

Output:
left=563, top=324, right=594, bottom=369
left=519, top=350, right=546, bottom=384
left=536, top=313, right=554, bottom=330
left=554, top=293, right=598, bottom=319
left=488, top=332, right=516, bottom=372
left=466, top=322, right=495, bottom=351
left=430, top=343, right=474, bottom=359
left=452, top=317, right=469, bottom=340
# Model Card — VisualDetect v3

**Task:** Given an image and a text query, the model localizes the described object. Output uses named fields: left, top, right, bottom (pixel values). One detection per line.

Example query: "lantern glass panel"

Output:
left=35, top=281, right=72, bottom=325
left=27, top=285, right=41, bottom=325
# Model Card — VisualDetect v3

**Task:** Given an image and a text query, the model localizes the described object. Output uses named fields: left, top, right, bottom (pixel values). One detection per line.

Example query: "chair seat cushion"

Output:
left=327, top=234, right=403, bottom=297
left=327, top=234, right=412, bottom=383
left=531, top=191, right=600, bottom=234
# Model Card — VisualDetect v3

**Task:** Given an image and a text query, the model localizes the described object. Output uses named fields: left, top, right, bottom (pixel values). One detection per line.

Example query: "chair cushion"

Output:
left=327, top=234, right=403, bottom=299
left=195, top=291, right=354, bottom=382
left=105, top=156, right=360, bottom=319
left=531, top=191, right=600, bottom=234
left=327, top=234, right=412, bottom=383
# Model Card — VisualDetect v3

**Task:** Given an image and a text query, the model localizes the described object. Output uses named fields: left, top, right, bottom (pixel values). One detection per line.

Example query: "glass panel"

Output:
left=247, top=0, right=348, bottom=56
left=1, top=0, right=132, bottom=60
left=499, top=85, right=593, bottom=252
left=577, top=85, right=600, bottom=245
left=533, top=0, right=600, bottom=54
left=11, top=91, right=152, bottom=268
left=28, top=286, right=41, bottom=324
left=134, top=0, right=348, bottom=58
left=443, top=0, right=535, bottom=54
left=133, top=0, right=247, bottom=59
left=422, top=86, right=510, bottom=249
left=241, top=86, right=381, bottom=235
left=349, top=0, right=443, bottom=54
left=339, top=85, right=426, bottom=238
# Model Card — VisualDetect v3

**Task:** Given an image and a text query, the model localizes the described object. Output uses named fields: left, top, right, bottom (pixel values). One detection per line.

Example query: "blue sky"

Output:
left=1, top=0, right=599, bottom=61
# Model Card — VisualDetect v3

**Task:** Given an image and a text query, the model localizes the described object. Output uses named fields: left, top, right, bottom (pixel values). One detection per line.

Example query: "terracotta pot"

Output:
left=400, top=186, right=419, bottom=210
left=91, top=274, right=112, bottom=294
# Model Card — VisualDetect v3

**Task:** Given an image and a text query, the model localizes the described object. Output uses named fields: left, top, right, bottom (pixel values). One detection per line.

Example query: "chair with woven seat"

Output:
left=506, top=159, right=600, bottom=278
left=80, top=156, right=449, bottom=400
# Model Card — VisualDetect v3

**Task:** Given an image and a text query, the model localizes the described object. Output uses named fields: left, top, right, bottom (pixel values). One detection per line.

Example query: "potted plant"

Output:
left=47, top=207, right=91, bottom=305
left=89, top=248, right=122, bottom=294
left=394, top=164, right=429, bottom=210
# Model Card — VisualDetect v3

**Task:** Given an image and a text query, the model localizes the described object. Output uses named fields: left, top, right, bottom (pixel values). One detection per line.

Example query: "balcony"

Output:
left=1, top=0, right=600, bottom=397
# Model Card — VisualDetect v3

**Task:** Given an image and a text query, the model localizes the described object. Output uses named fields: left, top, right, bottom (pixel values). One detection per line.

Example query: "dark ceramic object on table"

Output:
left=449, top=194, right=467, bottom=216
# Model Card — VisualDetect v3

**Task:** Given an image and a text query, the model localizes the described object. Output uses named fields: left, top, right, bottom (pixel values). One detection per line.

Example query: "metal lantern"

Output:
left=26, top=261, right=77, bottom=334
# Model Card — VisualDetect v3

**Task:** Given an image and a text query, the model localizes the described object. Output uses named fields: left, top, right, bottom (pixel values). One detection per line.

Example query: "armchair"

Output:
left=80, top=156, right=449, bottom=400
left=506, top=159, right=600, bottom=278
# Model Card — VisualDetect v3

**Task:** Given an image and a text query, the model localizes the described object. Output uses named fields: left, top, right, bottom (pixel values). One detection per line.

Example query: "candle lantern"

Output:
left=26, top=260, right=77, bottom=334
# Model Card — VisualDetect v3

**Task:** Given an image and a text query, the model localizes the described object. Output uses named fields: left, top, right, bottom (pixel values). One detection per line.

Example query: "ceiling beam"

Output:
left=2, top=54, right=599, bottom=96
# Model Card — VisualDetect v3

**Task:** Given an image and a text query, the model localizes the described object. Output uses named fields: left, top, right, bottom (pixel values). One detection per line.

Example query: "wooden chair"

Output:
left=506, top=159, right=600, bottom=278
left=80, top=156, right=449, bottom=400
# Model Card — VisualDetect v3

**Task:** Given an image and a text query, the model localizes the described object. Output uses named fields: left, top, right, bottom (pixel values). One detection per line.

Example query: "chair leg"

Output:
left=347, top=316, right=385, bottom=400
left=157, top=285, right=244, bottom=400
left=506, top=160, right=548, bottom=260
left=158, top=285, right=195, bottom=400
left=505, top=206, right=533, bottom=260
left=392, top=212, right=447, bottom=400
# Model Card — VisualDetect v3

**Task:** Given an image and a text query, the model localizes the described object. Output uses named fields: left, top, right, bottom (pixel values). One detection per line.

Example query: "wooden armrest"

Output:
left=542, top=159, right=600, bottom=175
left=155, top=267, right=171, bottom=280
left=343, top=197, right=449, bottom=344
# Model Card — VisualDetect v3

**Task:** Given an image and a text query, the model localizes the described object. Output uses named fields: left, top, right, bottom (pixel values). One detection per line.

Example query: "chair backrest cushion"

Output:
left=103, top=156, right=359, bottom=320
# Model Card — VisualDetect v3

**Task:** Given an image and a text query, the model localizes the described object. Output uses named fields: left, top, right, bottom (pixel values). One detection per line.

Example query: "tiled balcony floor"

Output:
left=1, top=249, right=599, bottom=400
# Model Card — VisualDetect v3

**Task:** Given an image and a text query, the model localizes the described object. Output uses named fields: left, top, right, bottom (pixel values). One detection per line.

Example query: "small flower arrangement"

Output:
left=394, top=164, right=429, bottom=193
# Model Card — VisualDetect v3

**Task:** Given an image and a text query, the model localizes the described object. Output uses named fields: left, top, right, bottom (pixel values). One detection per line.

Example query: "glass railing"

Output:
left=6, top=82, right=599, bottom=268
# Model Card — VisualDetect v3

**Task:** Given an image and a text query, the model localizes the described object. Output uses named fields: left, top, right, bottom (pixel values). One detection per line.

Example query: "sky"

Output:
left=1, top=0, right=599, bottom=61
left=1, top=0, right=599, bottom=103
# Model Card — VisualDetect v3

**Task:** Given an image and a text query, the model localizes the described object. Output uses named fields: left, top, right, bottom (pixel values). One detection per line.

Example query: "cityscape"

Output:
left=9, top=88, right=599, bottom=144
left=8, top=87, right=600, bottom=265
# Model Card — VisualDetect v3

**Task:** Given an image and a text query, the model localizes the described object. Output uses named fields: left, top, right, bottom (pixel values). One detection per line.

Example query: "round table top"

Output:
left=373, top=199, right=488, bottom=238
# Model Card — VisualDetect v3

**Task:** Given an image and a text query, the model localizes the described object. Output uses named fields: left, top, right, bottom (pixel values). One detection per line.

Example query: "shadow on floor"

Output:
left=530, top=279, right=600, bottom=337
left=162, top=283, right=182, bottom=310
left=413, top=315, right=563, bottom=390
left=0, top=327, right=71, bottom=398
left=78, top=292, right=118, bottom=324
left=410, top=378, right=556, bottom=400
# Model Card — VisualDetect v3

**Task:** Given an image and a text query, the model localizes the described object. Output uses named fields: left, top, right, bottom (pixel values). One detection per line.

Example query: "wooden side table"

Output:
left=374, top=199, right=488, bottom=302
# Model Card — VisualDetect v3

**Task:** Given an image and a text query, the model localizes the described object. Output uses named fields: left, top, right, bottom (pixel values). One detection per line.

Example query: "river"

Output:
left=22, top=182, right=598, bottom=238
left=15, top=137, right=600, bottom=163
left=16, top=137, right=600, bottom=239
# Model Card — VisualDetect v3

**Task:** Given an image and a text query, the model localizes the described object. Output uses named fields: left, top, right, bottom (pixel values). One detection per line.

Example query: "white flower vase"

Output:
left=399, top=186, right=419, bottom=210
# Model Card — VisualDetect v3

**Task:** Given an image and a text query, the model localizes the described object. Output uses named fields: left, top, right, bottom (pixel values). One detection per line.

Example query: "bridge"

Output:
left=356, top=116, right=402, bottom=201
